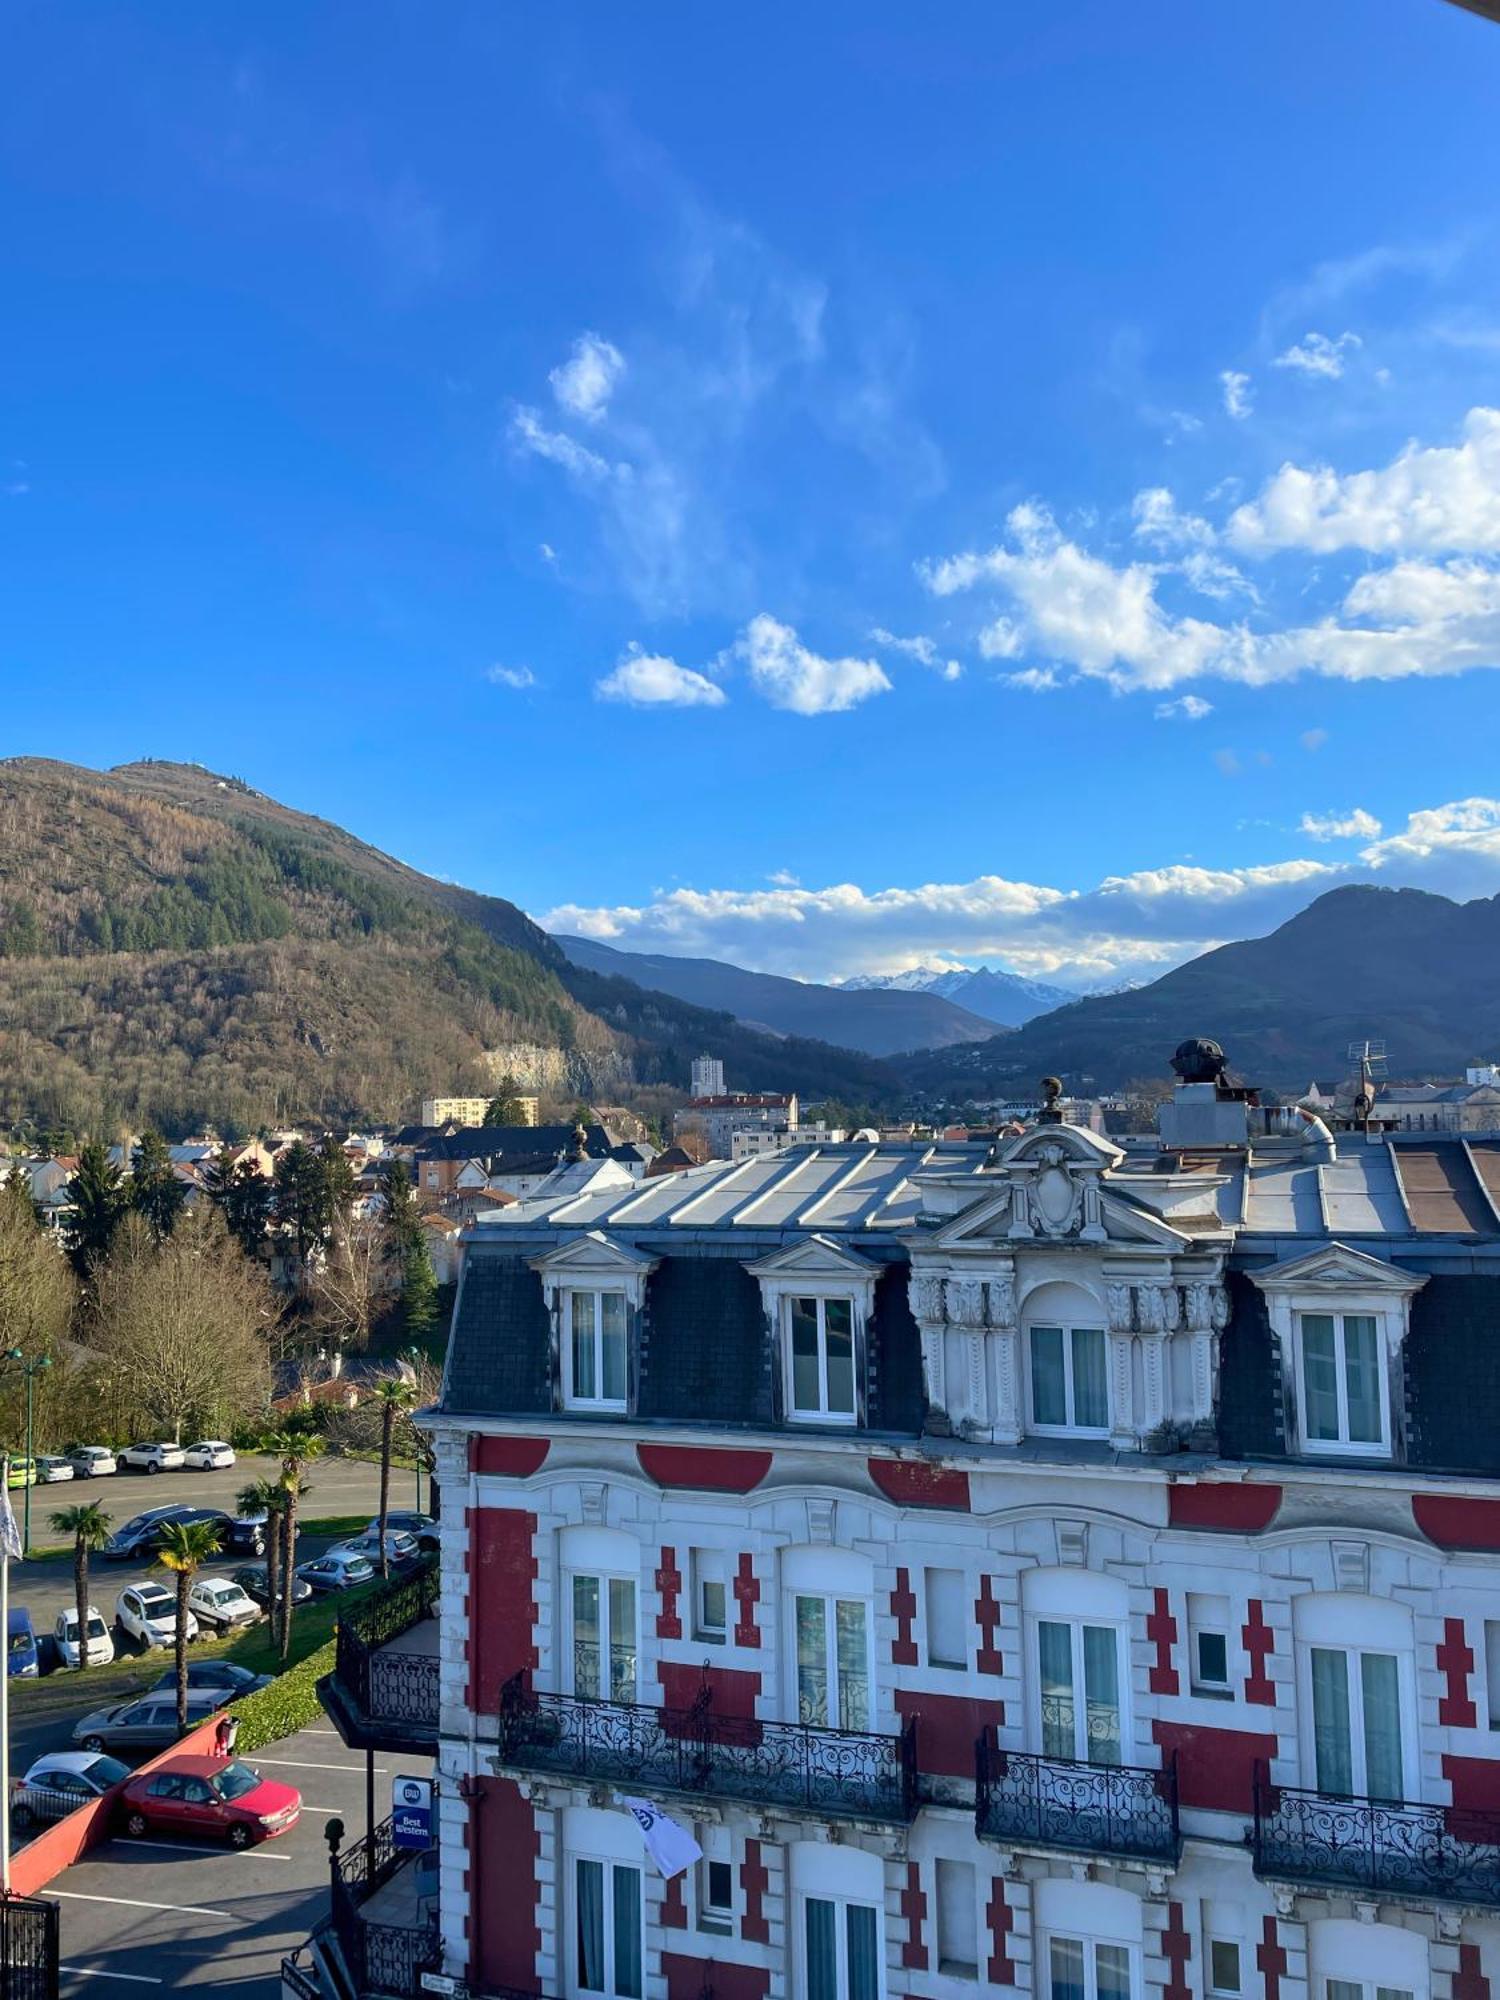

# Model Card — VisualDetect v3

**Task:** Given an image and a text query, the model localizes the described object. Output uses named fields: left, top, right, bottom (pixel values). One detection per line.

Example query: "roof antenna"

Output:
left=1347, top=1039, right=1387, bottom=1136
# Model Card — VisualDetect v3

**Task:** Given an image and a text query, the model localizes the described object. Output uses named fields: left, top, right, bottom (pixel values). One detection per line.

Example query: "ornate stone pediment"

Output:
left=1248, top=1241, right=1427, bottom=1297
left=743, top=1234, right=879, bottom=1282
left=927, top=1174, right=1191, bottom=1254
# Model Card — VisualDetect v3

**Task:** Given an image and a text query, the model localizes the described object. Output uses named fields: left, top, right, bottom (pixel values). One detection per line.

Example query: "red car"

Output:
left=120, top=1755, right=301, bottom=1848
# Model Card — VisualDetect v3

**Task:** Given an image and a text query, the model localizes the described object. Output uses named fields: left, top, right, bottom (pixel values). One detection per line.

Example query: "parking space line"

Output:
left=54, top=1891, right=237, bottom=1920
left=62, top=1969, right=164, bottom=1984
left=254, top=1757, right=387, bottom=1772
left=120, top=1838, right=293, bottom=1862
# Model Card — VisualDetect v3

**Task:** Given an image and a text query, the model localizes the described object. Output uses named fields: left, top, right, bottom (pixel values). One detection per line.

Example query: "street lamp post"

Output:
left=5, top=1349, right=53, bottom=1556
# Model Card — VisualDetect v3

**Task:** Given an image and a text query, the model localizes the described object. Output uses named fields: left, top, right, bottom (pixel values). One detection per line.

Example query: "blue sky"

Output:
left=6, top=2, right=1500, bottom=989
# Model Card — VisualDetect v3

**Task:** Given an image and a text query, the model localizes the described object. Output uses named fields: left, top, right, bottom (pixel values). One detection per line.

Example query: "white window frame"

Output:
left=1188, top=1592, right=1233, bottom=1699
left=568, top=1848, right=644, bottom=2000
left=690, top=1549, right=729, bottom=1648
left=564, top=1568, right=640, bottom=1706
left=785, top=1294, right=858, bottom=1425
left=561, top=1288, right=630, bottom=1413
left=1294, top=1311, right=1390, bottom=1457
left=792, top=1589, right=874, bottom=1732
left=797, top=1890, right=884, bottom=2000
left=694, top=1824, right=734, bottom=1937
left=1292, top=1596, right=1418, bottom=1804
left=1206, top=1938, right=1243, bottom=1999
left=1024, top=1321, right=1110, bottom=1438
left=1039, top=1930, right=1140, bottom=2000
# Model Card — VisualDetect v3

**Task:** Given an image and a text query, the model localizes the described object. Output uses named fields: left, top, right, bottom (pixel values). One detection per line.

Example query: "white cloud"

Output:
left=1229, top=406, right=1500, bottom=555
left=510, top=406, right=614, bottom=482
left=1155, top=695, right=1213, bottom=721
left=486, top=664, right=537, bottom=690
left=594, top=645, right=727, bottom=708
left=539, top=542, right=558, bottom=564
left=1301, top=728, right=1329, bottom=752
left=869, top=627, right=962, bottom=679
left=1299, top=807, right=1382, bottom=841
left=540, top=795, right=1500, bottom=986
left=1274, top=330, right=1362, bottom=380
left=738, top=614, right=891, bottom=715
left=1131, top=490, right=1255, bottom=602
left=1220, top=370, right=1253, bottom=420
left=549, top=333, right=625, bottom=422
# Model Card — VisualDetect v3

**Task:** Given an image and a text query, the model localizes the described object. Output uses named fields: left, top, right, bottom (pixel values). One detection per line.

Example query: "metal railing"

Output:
left=331, top=1561, right=441, bottom=1740
left=499, top=1673, right=918, bottom=1825
left=280, top=1953, right=321, bottom=2000
left=330, top=1817, right=441, bottom=2000
left=1252, top=1770, right=1500, bottom=1907
left=0, top=1895, right=59, bottom=2000
left=976, top=1730, right=1180, bottom=1864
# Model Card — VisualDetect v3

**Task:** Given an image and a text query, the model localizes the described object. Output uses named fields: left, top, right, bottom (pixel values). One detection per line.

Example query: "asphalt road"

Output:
left=42, top=1719, right=433, bottom=1997
left=10, top=1454, right=398, bottom=1636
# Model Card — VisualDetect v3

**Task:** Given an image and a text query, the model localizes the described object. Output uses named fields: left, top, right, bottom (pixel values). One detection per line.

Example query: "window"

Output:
left=1486, top=1620, right=1500, bottom=1731
left=564, top=1290, right=629, bottom=1411
left=573, top=1855, right=642, bottom=1999
left=1044, top=1935, right=1135, bottom=2000
left=936, top=1859, right=979, bottom=1980
left=1029, top=1324, right=1109, bottom=1434
left=1298, top=1313, right=1386, bottom=1452
left=1310, top=1646, right=1403, bottom=1800
left=803, top=1895, right=880, bottom=2000
left=787, top=1295, right=856, bottom=1422
left=1188, top=1593, right=1231, bottom=1697
left=795, top=1594, right=870, bottom=1730
left=1037, top=1619, right=1123, bottom=1765
left=691, top=1551, right=728, bottom=1647
left=1208, top=1941, right=1242, bottom=1997
left=925, top=1568, right=967, bottom=1671
left=1325, top=1984, right=1413, bottom=2000
left=696, top=1825, right=733, bottom=1936
left=569, top=1573, right=638, bottom=1704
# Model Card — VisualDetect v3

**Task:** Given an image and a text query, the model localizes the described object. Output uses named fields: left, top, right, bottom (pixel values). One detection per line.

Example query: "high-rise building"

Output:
left=312, top=1041, right=1500, bottom=2000
left=692, top=1053, right=726, bottom=1098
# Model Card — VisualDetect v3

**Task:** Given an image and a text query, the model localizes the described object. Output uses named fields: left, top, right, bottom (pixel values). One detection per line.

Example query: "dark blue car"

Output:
left=7, top=1606, right=39, bottom=1678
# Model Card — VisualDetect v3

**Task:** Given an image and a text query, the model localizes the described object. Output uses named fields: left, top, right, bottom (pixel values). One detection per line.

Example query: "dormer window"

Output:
left=789, top=1296, right=856, bottom=1422
left=1297, top=1312, right=1385, bottom=1454
left=564, top=1289, right=628, bottom=1411
left=1028, top=1323, right=1109, bottom=1436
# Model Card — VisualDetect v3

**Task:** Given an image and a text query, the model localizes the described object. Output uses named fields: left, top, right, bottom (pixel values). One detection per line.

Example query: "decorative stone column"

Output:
left=945, top=1278, right=990, bottom=1436
left=908, top=1274, right=948, bottom=1429
left=987, top=1274, right=1023, bottom=1445
left=1106, top=1282, right=1137, bottom=1449
left=1183, top=1281, right=1227, bottom=1449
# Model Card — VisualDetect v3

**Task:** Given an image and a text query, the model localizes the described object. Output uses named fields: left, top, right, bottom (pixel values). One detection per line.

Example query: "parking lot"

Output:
left=41, top=1720, right=432, bottom=1996
left=11, top=1453, right=398, bottom=1639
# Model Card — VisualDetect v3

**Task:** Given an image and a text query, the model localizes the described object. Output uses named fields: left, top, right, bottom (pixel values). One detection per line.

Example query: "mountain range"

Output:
left=838, top=962, right=1077, bottom=1027
left=553, top=934, right=1000, bottom=1058
left=901, top=884, right=1500, bottom=1098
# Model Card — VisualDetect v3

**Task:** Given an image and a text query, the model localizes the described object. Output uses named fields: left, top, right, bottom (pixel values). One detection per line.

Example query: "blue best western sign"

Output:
left=392, top=1775, right=434, bottom=1850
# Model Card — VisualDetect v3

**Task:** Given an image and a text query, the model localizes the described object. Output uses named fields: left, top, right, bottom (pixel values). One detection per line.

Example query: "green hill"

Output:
left=0, top=758, right=896, bottom=1137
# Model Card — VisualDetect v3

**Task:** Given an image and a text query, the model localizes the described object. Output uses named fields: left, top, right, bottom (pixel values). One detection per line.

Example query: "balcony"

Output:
left=328, top=1817, right=441, bottom=2000
left=976, top=1730, right=1181, bottom=1865
left=1253, top=1773, right=1500, bottom=1909
left=498, top=1673, right=918, bottom=1826
left=321, top=1563, right=440, bottom=1756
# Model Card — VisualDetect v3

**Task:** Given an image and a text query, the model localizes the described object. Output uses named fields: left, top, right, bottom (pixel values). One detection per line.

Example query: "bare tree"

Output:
left=91, top=1209, right=276, bottom=1440
left=306, top=1214, right=400, bottom=1353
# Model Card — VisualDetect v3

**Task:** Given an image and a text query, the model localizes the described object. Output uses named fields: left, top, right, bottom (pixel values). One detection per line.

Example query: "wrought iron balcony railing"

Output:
left=498, top=1673, right=918, bottom=1825
left=330, top=1816, right=441, bottom=2000
left=324, top=1561, right=441, bottom=1751
left=1252, top=1771, right=1500, bottom=1908
left=976, top=1730, right=1180, bottom=1864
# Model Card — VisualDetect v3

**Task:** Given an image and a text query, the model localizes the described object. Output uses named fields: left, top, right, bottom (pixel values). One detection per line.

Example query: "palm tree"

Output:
left=49, top=1502, right=112, bottom=1671
left=373, top=1376, right=417, bottom=1580
left=154, top=1519, right=224, bottom=1733
left=237, top=1479, right=284, bottom=1628
left=268, top=1430, right=323, bottom=1662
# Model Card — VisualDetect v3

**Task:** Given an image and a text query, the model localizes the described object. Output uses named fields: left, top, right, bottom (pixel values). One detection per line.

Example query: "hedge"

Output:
left=233, top=1636, right=337, bottom=1753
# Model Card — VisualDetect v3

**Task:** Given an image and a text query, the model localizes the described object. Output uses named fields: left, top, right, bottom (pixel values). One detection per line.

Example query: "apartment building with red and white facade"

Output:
left=316, top=1046, right=1500, bottom=2000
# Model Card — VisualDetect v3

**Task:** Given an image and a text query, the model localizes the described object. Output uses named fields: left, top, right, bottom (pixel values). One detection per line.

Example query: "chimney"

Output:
left=1157, top=1037, right=1256, bottom=1150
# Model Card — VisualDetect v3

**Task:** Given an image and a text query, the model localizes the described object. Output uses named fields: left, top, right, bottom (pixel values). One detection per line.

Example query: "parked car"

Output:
left=72, top=1688, right=224, bottom=1755
left=105, top=1506, right=238, bottom=1563
left=150, top=1659, right=270, bottom=1698
left=119, top=1442, right=186, bottom=1474
left=230, top=1563, right=312, bottom=1610
left=5, top=1459, right=36, bottom=1489
left=336, top=1529, right=421, bottom=1570
left=53, top=1606, right=115, bottom=1669
left=7, top=1607, right=39, bottom=1678
left=181, top=1441, right=235, bottom=1471
left=186, top=1577, right=260, bottom=1632
left=224, top=1510, right=268, bottom=1556
left=11, top=1751, right=131, bottom=1827
left=67, top=1446, right=118, bottom=1479
left=364, top=1511, right=439, bottom=1553
left=120, top=1755, right=300, bottom=1848
left=294, top=1550, right=376, bottom=1595
left=33, top=1455, right=75, bottom=1484
left=116, top=1582, right=198, bottom=1651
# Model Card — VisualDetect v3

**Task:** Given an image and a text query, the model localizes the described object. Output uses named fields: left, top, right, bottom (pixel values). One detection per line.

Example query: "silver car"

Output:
left=73, top=1689, right=224, bottom=1755
left=11, top=1751, right=131, bottom=1826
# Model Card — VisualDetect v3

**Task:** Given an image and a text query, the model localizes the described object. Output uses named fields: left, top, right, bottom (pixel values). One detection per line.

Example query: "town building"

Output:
left=733, top=1122, right=849, bottom=1161
left=675, top=1093, right=801, bottom=1160
left=693, top=1054, right=728, bottom=1099
left=421, top=1093, right=540, bottom=1128
left=309, top=1037, right=1500, bottom=2000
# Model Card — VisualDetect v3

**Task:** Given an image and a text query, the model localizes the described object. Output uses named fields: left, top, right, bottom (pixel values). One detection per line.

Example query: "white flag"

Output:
left=0, top=1484, right=21, bottom=1563
left=620, top=1796, right=702, bottom=1879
